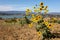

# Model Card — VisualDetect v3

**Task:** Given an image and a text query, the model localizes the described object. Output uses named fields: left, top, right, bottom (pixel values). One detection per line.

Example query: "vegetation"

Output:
left=24, top=2, right=56, bottom=40
left=2, top=2, right=60, bottom=40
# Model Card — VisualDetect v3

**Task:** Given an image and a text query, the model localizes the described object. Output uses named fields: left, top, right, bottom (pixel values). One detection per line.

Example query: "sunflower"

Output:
left=34, top=15, right=42, bottom=22
left=39, top=8, right=42, bottom=11
left=36, top=15, right=42, bottom=20
left=44, top=21, right=49, bottom=26
left=28, top=23, right=33, bottom=28
left=45, top=6, right=48, bottom=8
left=26, top=8, right=31, bottom=12
left=40, top=2, right=44, bottom=7
left=33, top=17, right=39, bottom=23
left=37, top=31, right=42, bottom=36
left=34, top=9, right=37, bottom=12
left=44, top=21, right=53, bottom=28
left=44, top=6, right=48, bottom=10
left=31, top=15, right=42, bottom=23
left=41, top=6, right=44, bottom=8
left=31, top=14, right=35, bottom=18
left=26, top=8, right=31, bottom=15
left=30, top=17, right=39, bottom=23
left=47, top=23, right=53, bottom=28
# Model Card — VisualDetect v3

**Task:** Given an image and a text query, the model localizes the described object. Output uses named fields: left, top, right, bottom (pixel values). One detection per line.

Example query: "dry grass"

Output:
left=0, top=18, right=60, bottom=40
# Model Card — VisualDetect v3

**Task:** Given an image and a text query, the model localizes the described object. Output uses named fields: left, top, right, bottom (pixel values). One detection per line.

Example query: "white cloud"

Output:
left=0, top=5, right=35, bottom=11
left=0, top=5, right=28, bottom=11
left=0, top=5, right=14, bottom=11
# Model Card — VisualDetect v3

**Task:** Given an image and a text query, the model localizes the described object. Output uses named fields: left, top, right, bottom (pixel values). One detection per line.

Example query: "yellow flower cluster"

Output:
left=25, top=2, right=49, bottom=28
left=44, top=21, right=53, bottom=29
left=34, top=9, right=37, bottom=12
left=47, top=23, right=53, bottom=28
left=30, top=15, right=42, bottom=23
left=25, top=2, right=54, bottom=38
left=26, top=8, right=31, bottom=15
left=38, top=2, right=48, bottom=14
left=32, top=2, right=49, bottom=14
left=37, top=31, right=42, bottom=36
left=25, top=2, right=49, bottom=16
left=28, top=23, right=33, bottom=28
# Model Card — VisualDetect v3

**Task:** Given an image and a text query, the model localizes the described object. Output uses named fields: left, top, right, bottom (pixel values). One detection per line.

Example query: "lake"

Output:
left=0, top=15, right=24, bottom=19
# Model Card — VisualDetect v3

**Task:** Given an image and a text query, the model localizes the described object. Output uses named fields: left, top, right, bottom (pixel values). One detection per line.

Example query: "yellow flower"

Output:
left=37, top=31, right=42, bottom=36
left=44, top=21, right=53, bottom=28
left=33, top=18, right=39, bottom=23
left=30, top=17, right=38, bottom=23
left=34, top=17, right=40, bottom=23
left=47, top=23, right=53, bottom=28
left=39, top=8, right=43, bottom=12
left=44, top=6, right=48, bottom=10
left=31, top=14, right=35, bottom=18
left=34, top=9, right=37, bottom=12
left=26, top=8, right=31, bottom=15
left=40, top=2, right=44, bottom=7
left=26, top=8, right=31, bottom=12
left=41, top=6, right=44, bottom=8
left=36, top=15, right=42, bottom=20
left=28, top=23, right=33, bottom=28
left=45, top=6, right=48, bottom=8
left=30, top=15, right=42, bottom=23
left=44, top=21, right=49, bottom=26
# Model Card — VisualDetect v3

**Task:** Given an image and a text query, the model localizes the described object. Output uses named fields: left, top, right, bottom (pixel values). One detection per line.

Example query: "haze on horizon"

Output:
left=0, top=0, right=60, bottom=12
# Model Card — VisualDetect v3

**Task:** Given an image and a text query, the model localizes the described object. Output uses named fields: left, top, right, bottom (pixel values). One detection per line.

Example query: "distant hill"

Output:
left=0, top=11, right=60, bottom=19
left=0, top=11, right=60, bottom=16
left=0, top=11, right=25, bottom=15
left=48, top=12, right=60, bottom=15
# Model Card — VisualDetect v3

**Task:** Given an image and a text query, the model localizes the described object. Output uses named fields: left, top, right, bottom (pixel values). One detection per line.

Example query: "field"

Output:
left=0, top=17, right=60, bottom=40
left=0, top=2, right=60, bottom=40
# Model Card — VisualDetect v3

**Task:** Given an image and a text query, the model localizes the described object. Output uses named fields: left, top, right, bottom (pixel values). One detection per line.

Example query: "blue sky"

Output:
left=0, top=0, right=60, bottom=12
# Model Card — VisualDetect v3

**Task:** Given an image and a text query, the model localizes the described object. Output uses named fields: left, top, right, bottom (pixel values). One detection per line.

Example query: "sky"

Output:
left=0, top=0, right=60, bottom=12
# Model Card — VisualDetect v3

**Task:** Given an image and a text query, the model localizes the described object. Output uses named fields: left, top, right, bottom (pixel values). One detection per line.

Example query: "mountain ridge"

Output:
left=0, top=11, right=60, bottom=15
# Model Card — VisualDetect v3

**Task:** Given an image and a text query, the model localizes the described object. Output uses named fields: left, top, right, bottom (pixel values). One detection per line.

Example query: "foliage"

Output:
left=25, top=2, right=55, bottom=40
left=4, top=18, right=17, bottom=24
left=4, top=2, right=59, bottom=40
left=57, top=20, right=60, bottom=24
